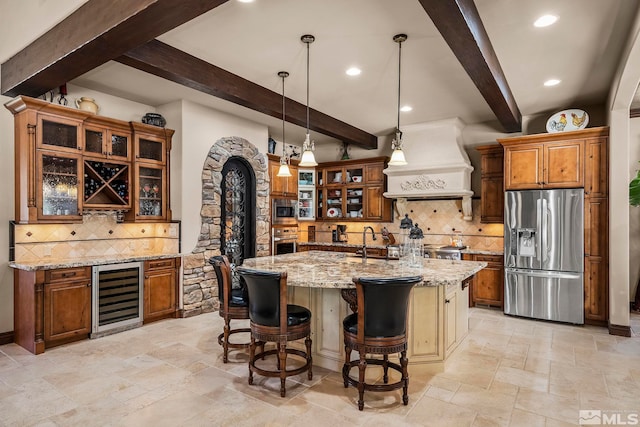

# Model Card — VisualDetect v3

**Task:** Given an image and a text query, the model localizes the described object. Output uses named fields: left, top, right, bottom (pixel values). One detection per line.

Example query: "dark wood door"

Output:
left=472, top=255, right=503, bottom=308
left=144, top=268, right=176, bottom=321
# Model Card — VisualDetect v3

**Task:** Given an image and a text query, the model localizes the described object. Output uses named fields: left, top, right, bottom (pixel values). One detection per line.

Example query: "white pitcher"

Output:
left=75, top=97, right=99, bottom=114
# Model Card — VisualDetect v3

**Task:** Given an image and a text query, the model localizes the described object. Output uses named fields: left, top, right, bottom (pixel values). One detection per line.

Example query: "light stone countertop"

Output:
left=10, top=253, right=182, bottom=271
left=241, top=250, right=486, bottom=289
left=298, top=242, right=503, bottom=256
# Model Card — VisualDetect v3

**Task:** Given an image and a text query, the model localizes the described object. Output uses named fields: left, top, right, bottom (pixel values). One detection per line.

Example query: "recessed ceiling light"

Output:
left=544, top=79, right=561, bottom=87
left=346, top=67, right=361, bottom=76
left=534, top=15, right=558, bottom=27
left=400, top=105, right=412, bottom=112
left=237, top=0, right=254, bottom=3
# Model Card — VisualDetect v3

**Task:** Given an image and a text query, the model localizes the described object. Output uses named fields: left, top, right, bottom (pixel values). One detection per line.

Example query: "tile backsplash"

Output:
left=12, top=211, right=180, bottom=263
left=297, top=199, right=503, bottom=252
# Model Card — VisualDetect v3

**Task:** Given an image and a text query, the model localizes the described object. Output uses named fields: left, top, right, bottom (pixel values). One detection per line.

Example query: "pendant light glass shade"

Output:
left=276, top=71, right=292, bottom=177
left=298, top=34, right=318, bottom=167
left=389, top=131, right=407, bottom=165
left=389, top=34, right=408, bottom=166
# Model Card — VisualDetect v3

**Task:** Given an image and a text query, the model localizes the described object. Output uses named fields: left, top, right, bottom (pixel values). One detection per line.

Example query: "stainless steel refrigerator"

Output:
left=504, top=189, right=584, bottom=324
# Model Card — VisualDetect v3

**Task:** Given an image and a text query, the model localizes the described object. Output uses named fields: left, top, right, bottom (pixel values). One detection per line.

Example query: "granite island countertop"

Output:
left=241, top=250, right=486, bottom=289
left=298, top=242, right=503, bottom=256
left=10, top=253, right=182, bottom=271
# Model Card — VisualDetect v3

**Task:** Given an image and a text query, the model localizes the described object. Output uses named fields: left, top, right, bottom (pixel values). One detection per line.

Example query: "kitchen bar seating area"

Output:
left=6, top=1, right=640, bottom=424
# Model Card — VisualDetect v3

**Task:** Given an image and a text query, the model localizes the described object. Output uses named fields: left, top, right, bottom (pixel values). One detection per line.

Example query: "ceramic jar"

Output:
left=75, top=97, right=99, bottom=114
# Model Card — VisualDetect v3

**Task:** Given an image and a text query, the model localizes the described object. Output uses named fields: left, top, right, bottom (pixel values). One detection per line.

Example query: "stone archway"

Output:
left=182, top=136, right=270, bottom=317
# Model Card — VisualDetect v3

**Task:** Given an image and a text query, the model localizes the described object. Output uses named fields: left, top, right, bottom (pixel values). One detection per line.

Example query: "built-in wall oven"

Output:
left=272, top=226, right=298, bottom=255
left=91, top=262, right=144, bottom=337
left=272, top=198, right=297, bottom=225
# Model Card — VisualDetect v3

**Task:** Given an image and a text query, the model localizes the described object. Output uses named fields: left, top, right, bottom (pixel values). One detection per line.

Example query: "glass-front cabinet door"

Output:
left=38, top=152, right=81, bottom=220
left=135, top=134, right=166, bottom=165
left=37, top=114, right=82, bottom=153
left=84, top=125, right=131, bottom=161
left=298, top=188, right=315, bottom=220
left=134, top=164, right=166, bottom=219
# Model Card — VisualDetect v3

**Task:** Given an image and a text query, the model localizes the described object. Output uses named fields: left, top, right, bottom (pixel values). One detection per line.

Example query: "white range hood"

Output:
left=383, top=118, right=474, bottom=220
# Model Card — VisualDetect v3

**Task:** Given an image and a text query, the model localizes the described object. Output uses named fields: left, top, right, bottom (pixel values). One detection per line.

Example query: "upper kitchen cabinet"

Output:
left=268, top=153, right=298, bottom=198
left=475, top=145, right=504, bottom=223
left=84, top=117, right=131, bottom=161
left=499, top=127, right=608, bottom=190
left=315, top=157, right=391, bottom=222
left=5, top=96, right=174, bottom=224
left=127, top=123, right=174, bottom=222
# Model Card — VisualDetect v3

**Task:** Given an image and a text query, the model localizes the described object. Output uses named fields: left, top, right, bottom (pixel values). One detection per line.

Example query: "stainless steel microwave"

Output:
left=272, top=199, right=297, bottom=225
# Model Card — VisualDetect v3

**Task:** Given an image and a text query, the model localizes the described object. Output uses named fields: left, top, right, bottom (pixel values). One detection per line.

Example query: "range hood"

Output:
left=383, top=119, right=474, bottom=220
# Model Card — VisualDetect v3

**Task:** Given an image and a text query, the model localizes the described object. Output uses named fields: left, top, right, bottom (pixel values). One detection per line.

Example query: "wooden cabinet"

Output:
left=6, top=96, right=174, bottom=224
left=585, top=198, right=608, bottom=323
left=464, top=254, right=503, bottom=308
left=499, top=127, right=609, bottom=325
left=44, top=268, right=92, bottom=346
left=14, top=266, right=92, bottom=354
left=500, top=132, right=588, bottom=190
left=444, top=283, right=469, bottom=357
left=315, top=157, right=391, bottom=222
left=476, top=145, right=504, bottom=223
left=268, top=154, right=298, bottom=198
left=144, top=257, right=181, bottom=323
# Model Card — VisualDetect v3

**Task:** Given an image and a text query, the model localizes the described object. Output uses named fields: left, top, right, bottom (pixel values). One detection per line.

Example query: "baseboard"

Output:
left=0, top=331, right=14, bottom=345
left=608, top=323, right=632, bottom=337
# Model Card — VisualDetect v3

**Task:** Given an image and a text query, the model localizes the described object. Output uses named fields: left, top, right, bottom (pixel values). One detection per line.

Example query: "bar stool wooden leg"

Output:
left=248, top=336, right=256, bottom=385
left=401, top=350, right=409, bottom=405
left=358, top=353, right=366, bottom=411
left=305, top=336, right=313, bottom=380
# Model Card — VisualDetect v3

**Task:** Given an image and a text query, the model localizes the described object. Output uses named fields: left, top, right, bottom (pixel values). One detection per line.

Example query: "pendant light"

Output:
left=389, top=33, right=408, bottom=166
left=298, top=34, right=318, bottom=167
left=277, top=71, right=292, bottom=177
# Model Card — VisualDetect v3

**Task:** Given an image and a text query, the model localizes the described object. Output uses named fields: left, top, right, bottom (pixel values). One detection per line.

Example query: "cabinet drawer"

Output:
left=145, top=258, right=176, bottom=271
left=45, top=267, right=91, bottom=283
left=474, top=255, right=503, bottom=265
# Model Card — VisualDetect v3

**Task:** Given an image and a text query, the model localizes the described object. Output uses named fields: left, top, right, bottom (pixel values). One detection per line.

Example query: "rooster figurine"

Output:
left=549, top=113, right=567, bottom=132
left=571, top=111, right=587, bottom=128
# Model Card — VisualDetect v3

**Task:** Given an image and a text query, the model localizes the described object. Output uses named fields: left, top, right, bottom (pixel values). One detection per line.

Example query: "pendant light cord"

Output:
left=397, top=38, right=402, bottom=132
left=282, top=74, right=286, bottom=156
left=306, top=41, right=310, bottom=134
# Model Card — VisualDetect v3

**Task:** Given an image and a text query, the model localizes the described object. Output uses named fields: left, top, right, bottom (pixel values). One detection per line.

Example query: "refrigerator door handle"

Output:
left=542, top=198, right=550, bottom=263
left=506, top=268, right=581, bottom=280
left=536, top=199, right=543, bottom=263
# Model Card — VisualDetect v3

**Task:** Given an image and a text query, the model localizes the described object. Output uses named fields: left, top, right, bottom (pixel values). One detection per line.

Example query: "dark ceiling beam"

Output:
left=117, top=40, right=378, bottom=149
left=1, top=0, right=230, bottom=97
left=630, top=108, right=640, bottom=118
left=418, top=0, right=522, bottom=132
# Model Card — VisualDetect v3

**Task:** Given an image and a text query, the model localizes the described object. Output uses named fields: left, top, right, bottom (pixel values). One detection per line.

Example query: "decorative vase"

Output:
left=75, top=97, right=99, bottom=114
left=268, top=137, right=277, bottom=154
left=142, top=113, right=166, bottom=127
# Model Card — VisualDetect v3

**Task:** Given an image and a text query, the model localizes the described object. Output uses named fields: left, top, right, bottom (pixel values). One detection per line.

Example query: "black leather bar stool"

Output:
left=236, top=267, right=312, bottom=397
left=342, top=275, right=423, bottom=410
left=209, top=255, right=250, bottom=363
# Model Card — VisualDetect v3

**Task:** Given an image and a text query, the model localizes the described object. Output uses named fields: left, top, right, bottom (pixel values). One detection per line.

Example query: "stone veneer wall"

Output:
left=182, top=136, right=270, bottom=317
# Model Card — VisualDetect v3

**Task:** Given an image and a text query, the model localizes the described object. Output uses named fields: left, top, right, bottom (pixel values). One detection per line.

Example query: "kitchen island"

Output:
left=242, top=251, right=486, bottom=373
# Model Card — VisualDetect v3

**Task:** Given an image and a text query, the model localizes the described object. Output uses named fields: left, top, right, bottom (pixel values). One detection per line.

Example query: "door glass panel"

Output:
left=139, top=166, right=162, bottom=216
left=42, top=120, right=77, bottom=149
left=111, top=134, right=128, bottom=158
left=42, top=155, right=78, bottom=216
left=85, top=130, right=103, bottom=155
left=138, top=138, right=162, bottom=161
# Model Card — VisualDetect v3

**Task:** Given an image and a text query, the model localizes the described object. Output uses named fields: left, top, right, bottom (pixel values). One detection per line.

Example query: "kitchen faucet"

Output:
left=362, top=226, right=377, bottom=260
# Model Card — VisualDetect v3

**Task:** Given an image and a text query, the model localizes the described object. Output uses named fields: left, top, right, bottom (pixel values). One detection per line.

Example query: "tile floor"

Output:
left=1, top=309, right=639, bottom=426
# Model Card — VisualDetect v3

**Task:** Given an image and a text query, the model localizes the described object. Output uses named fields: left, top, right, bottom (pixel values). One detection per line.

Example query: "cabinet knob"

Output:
left=445, top=299, right=451, bottom=304
left=86, top=283, right=91, bottom=287
left=144, top=275, right=149, bottom=279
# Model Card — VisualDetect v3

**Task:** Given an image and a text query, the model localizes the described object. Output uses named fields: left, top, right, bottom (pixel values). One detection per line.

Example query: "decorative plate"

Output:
left=546, top=109, right=589, bottom=133
left=327, top=208, right=341, bottom=218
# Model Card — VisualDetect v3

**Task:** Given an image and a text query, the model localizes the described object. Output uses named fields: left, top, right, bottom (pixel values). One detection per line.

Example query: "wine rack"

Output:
left=83, top=160, right=130, bottom=208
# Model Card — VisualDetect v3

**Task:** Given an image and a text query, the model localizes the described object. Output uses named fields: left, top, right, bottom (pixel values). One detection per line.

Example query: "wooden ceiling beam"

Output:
left=418, top=0, right=522, bottom=132
left=117, top=40, right=378, bottom=149
left=1, top=0, right=230, bottom=97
